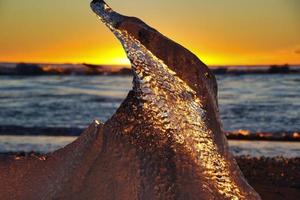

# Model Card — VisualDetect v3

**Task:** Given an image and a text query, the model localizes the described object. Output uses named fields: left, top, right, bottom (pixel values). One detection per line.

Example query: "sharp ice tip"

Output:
left=91, top=0, right=104, bottom=4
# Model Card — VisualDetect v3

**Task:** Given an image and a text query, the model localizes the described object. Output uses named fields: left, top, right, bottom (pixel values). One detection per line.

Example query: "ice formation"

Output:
left=0, top=0, right=260, bottom=199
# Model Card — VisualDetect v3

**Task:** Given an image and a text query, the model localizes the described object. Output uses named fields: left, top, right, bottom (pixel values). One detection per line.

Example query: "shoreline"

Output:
left=1, top=63, right=300, bottom=76
left=0, top=125, right=299, bottom=142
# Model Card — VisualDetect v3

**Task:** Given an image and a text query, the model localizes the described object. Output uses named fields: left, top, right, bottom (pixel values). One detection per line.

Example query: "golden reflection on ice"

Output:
left=92, top=1, right=244, bottom=199
left=124, top=32, right=243, bottom=199
left=90, top=0, right=261, bottom=199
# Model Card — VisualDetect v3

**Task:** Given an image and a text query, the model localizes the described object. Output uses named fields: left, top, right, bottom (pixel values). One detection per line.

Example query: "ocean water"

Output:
left=0, top=74, right=299, bottom=132
left=0, top=74, right=299, bottom=156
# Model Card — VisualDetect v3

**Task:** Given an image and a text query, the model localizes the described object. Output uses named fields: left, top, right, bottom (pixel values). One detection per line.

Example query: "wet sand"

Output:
left=0, top=153, right=299, bottom=200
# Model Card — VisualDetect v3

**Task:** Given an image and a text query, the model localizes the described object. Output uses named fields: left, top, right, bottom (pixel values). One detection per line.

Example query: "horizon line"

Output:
left=1, top=61, right=299, bottom=68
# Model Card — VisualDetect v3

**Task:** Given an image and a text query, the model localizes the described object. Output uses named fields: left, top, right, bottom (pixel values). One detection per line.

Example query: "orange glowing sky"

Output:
left=0, top=0, right=299, bottom=66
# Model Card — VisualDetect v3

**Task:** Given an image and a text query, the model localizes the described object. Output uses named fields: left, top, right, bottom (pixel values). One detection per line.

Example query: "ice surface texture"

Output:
left=0, top=0, right=260, bottom=199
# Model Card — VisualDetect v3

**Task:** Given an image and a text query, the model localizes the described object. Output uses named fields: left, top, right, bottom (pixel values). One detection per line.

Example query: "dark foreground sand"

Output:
left=236, top=156, right=300, bottom=200
left=0, top=153, right=299, bottom=200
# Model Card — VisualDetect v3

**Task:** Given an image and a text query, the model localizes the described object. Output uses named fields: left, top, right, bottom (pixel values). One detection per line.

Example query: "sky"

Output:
left=0, top=0, right=299, bottom=66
